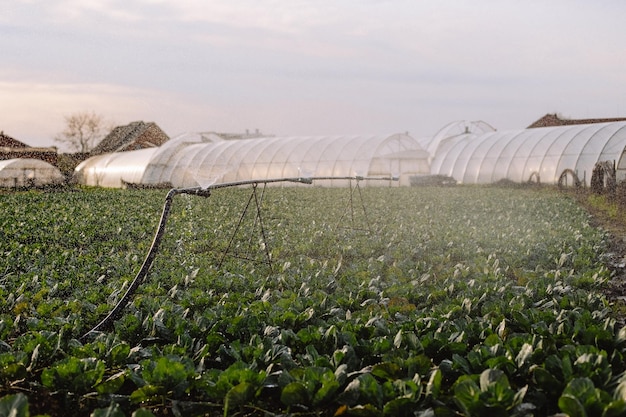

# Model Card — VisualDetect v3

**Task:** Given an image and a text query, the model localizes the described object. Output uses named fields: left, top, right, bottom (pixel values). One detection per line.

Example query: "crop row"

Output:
left=0, top=186, right=624, bottom=416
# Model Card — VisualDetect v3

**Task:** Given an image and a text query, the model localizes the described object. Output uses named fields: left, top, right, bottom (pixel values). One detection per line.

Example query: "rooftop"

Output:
left=528, top=113, right=626, bottom=128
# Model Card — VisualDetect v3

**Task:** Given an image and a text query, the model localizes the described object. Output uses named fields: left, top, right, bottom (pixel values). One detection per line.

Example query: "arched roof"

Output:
left=0, top=158, right=64, bottom=187
left=425, top=120, right=497, bottom=159
left=74, top=133, right=430, bottom=188
left=141, top=133, right=429, bottom=188
left=73, top=148, right=158, bottom=188
left=430, top=121, right=626, bottom=185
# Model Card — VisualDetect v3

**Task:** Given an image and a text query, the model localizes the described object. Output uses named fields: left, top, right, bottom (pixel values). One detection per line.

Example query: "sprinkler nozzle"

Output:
left=192, top=188, right=212, bottom=198
left=175, top=187, right=212, bottom=198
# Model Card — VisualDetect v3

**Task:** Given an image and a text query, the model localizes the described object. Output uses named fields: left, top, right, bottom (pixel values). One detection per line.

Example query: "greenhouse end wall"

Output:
left=0, top=158, right=65, bottom=188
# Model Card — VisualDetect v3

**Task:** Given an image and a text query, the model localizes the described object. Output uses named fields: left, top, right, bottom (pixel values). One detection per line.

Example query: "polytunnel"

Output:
left=74, top=148, right=158, bottom=188
left=0, top=158, right=65, bottom=188
left=428, top=121, right=626, bottom=186
left=75, top=132, right=430, bottom=188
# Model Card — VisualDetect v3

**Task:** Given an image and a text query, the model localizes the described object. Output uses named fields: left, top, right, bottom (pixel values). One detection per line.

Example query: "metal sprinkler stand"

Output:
left=80, top=175, right=396, bottom=341
left=81, top=177, right=311, bottom=340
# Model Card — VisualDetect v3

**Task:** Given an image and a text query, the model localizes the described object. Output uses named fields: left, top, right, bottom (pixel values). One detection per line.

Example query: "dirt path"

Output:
left=572, top=191, right=626, bottom=323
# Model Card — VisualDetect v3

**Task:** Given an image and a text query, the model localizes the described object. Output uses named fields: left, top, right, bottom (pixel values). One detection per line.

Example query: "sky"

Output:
left=2, top=0, right=626, bottom=150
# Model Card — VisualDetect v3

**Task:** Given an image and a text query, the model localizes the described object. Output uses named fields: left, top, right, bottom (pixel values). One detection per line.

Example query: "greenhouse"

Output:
left=73, top=118, right=626, bottom=188
left=427, top=120, right=626, bottom=186
left=74, top=148, right=159, bottom=188
left=0, top=158, right=65, bottom=188
left=74, top=133, right=430, bottom=188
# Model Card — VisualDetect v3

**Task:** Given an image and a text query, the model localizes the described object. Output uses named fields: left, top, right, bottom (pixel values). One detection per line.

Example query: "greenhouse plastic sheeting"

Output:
left=139, top=133, right=429, bottom=188
left=0, top=158, right=65, bottom=188
left=72, top=133, right=429, bottom=188
left=429, top=122, right=626, bottom=185
left=74, top=148, right=158, bottom=188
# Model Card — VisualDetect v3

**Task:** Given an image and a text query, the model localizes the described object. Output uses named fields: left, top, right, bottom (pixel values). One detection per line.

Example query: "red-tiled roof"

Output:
left=91, top=121, right=169, bottom=155
left=0, top=131, right=28, bottom=148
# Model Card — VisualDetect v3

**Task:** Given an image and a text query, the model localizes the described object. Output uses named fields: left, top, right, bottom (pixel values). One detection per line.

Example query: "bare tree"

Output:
left=54, top=111, right=110, bottom=153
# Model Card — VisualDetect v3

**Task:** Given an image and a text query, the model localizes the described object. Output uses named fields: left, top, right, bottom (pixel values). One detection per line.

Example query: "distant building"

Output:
left=91, top=121, right=169, bottom=155
left=528, top=113, right=626, bottom=128
left=0, top=131, right=58, bottom=165
left=214, top=129, right=273, bottom=140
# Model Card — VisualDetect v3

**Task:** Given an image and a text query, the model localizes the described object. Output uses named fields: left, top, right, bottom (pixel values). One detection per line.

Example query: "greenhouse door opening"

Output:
left=557, top=169, right=582, bottom=188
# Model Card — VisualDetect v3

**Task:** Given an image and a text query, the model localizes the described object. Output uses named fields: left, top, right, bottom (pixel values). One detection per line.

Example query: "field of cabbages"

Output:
left=1, top=185, right=625, bottom=417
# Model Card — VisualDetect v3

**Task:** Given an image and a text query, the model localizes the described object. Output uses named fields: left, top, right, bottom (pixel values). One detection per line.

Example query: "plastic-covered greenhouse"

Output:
left=428, top=121, right=626, bottom=185
left=74, top=148, right=159, bottom=188
left=74, top=133, right=430, bottom=188
left=0, top=158, right=65, bottom=188
left=74, top=119, right=626, bottom=188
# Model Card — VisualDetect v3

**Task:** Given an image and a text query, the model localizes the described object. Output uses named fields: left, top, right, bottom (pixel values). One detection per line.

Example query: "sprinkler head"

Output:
left=193, top=188, right=212, bottom=198
left=176, top=187, right=212, bottom=197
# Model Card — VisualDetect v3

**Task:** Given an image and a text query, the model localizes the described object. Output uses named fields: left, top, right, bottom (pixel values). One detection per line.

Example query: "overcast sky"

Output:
left=2, top=0, right=625, bottom=149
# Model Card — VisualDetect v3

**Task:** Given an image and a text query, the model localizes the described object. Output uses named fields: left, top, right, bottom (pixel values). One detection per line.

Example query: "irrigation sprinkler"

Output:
left=81, top=177, right=310, bottom=340
left=216, top=175, right=399, bottom=268
left=80, top=175, right=397, bottom=341
left=217, top=181, right=273, bottom=269
left=310, top=175, right=399, bottom=233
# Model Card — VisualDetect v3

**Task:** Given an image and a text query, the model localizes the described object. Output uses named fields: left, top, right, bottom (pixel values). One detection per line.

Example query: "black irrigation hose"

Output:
left=81, top=188, right=180, bottom=341
left=79, top=176, right=395, bottom=341
left=81, top=187, right=215, bottom=341
left=80, top=179, right=309, bottom=341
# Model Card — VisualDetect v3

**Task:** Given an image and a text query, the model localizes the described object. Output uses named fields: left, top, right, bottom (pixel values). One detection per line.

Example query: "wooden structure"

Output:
left=91, top=121, right=169, bottom=155
left=528, top=113, right=626, bottom=129
left=0, top=131, right=58, bottom=165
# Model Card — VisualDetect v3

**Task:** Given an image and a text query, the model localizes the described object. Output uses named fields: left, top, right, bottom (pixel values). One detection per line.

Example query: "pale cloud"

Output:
left=3, top=0, right=626, bottom=147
